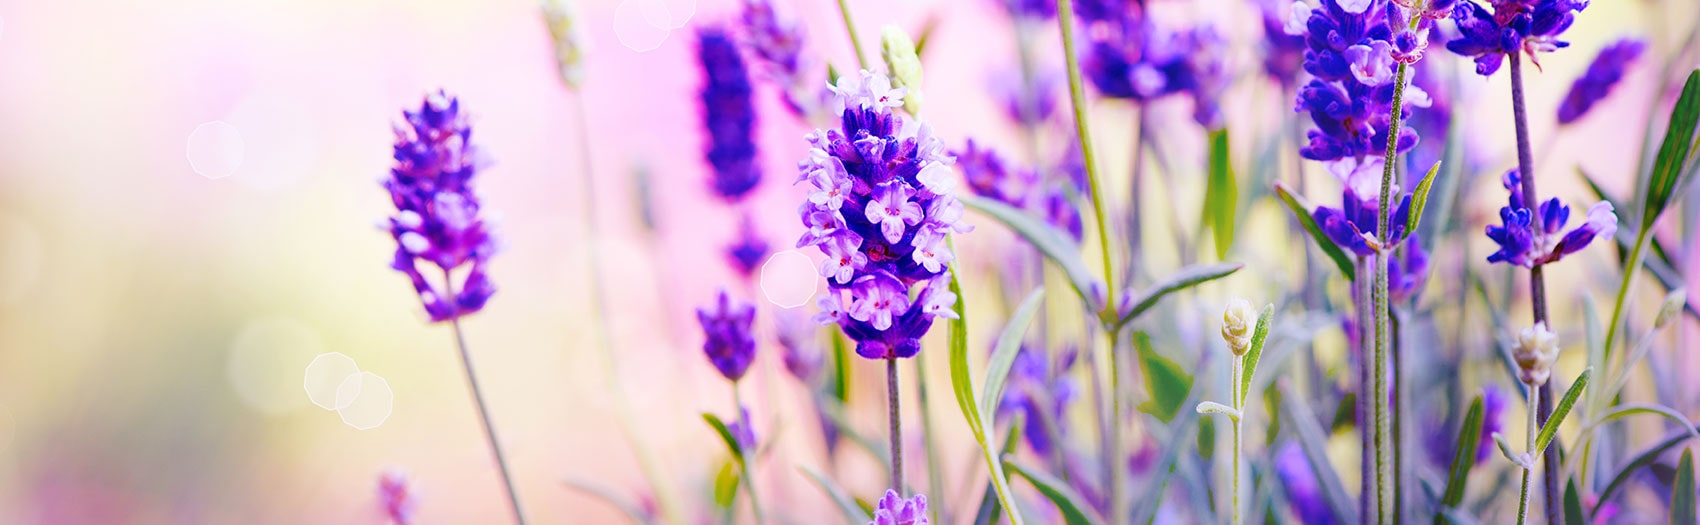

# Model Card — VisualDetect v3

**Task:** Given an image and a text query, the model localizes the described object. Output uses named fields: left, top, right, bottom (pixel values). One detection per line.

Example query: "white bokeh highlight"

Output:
left=0, top=215, right=43, bottom=307
left=334, top=372, right=394, bottom=430
left=303, top=352, right=360, bottom=410
left=760, top=250, right=817, bottom=308
left=227, top=317, right=323, bottom=415
left=186, top=121, right=244, bottom=179
left=614, top=1, right=669, bottom=52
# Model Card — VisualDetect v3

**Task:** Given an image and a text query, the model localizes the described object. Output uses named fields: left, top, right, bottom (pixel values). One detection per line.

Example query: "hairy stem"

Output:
left=1231, top=357, right=1243, bottom=525
left=1371, top=57, right=1411, bottom=524
left=888, top=357, right=904, bottom=492
left=1517, top=386, right=1541, bottom=525
left=445, top=272, right=527, bottom=525
left=834, top=0, right=870, bottom=70
left=1508, top=51, right=1563, bottom=524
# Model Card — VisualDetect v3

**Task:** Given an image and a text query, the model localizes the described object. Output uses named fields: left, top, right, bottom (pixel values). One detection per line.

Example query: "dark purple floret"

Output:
left=1445, top=0, right=1589, bottom=75
left=1079, top=7, right=1228, bottom=128
left=1484, top=168, right=1615, bottom=267
left=726, top=213, right=770, bottom=277
left=996, top=344, right=1079, bottom=456
left=1312, top=187, right=1412, bottom=257
left=1290, top=0, right=1432, bottom=163
left=1274, top=442, right=1336, bottom=524
left=1261, top=0, right=1309, bottom=87
left=698, top=26, right=762, bottom=202
left=698, top=289, right=758, bottom=381
left=959, top=139, right=1040, bottom=207
left=1476, top=384, right=1507, bottom=462
left=384, top=91, right=499, bottom=323
left=741, top=0, right=818, bottom=117
left=1388, top=239, right=1428, bottom=303
left=1556, top=38, right=1646, bottom=125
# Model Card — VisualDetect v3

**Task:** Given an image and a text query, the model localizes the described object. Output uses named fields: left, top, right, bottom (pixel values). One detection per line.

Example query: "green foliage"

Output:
left=1437, top=394, right=1485, bottom=522
left=1005, top=456, right=1106, bottom=525
left=1203, top=129, right=1239, bottom=260
left=1644, top=69, right=1700, bottom=230
left=1134, top=331, right=1195, bottom=423
left=1275, top=183, right=1356, bottom=280
left=1116, top=263, right=1244, bottom=328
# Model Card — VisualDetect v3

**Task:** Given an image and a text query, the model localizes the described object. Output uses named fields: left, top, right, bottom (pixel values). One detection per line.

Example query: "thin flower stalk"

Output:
left=447, top=299, right=528, bottom=525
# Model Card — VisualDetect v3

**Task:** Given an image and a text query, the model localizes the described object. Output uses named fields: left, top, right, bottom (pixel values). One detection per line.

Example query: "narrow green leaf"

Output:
left=1133, top=331, right=1195, bottom=423
left=1274, top=182, right=1356, bottom=280
left=1279, top=383, right=1358, bottom=523
left=712, top=459, right=740, bottom=510
left=1597, top=425, right=1700, bottom=517
left=1673, top=448, right=1696, bottom=525
left=562, top=478, right=657, bottom=525
left=703, top=413, right=746, bottom=466
left=1004, top=456, right=1106, bottom=525
left=1203, top=129, right=1238, bottom=260
left=1438, top=395, right=1485, bottom=517
left=1406, top=160, right=1443, bottom=236
left=982, top=288, right=1047, bottom=418
left=1495, top=433, right=1531, bottom=470
left=948, top=261, right=984, bottom=441
left=1116, top=262, right=1244, bottom=327
left=1644, top=69, right=1700, bottom=231
left=1535, top=369, right=1591, bottom=455
left=1565, top=478, right=1587, bottom=525
left=1239, top=304, right=1275, bottom=407
left=800, top=465, right=874, bottom=523
left=1586, top=403, right=1700, bottom=445
left=912, top=16, right=940, bottom=58
left=1195, top=401, right=1241, bottom=420
left=961, top=194, right=1100, bottom=305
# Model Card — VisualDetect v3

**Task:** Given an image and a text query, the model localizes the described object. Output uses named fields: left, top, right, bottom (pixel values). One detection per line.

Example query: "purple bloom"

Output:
left=1292, top=0, right=1434, bottom=162
left=1388, top=239, right=1429, bottom=304
left=996, top=344, right=1080, bottom=456
left=1274, top=443, right=1335, bottom=524
left=959, top=139, right=1040, bottom=208
left=740, top=0, right=821, bottom=117
left=698, top=289, right=758, bottom=381
left=1484, top=169, right=1616, bottom=267
left=869, top=490, right=929, bottom=525
left=1476, top=385, right=1507, bottom=462
left=384, top=91, right=498, bottom=323
left=1556, top=38, right=1646, bottom=125
left=726, top=213, right=770, bottom=277
left=1079, top=8, right=1229, bottom=127
left=727, top=406, right=758, bottom=452
left=992, top=70, right=1061, bottom=127
left=698, top=26, right=761, bottom=202
left=776, top=310, right=823, bottom=383
left=1261, top=0, right=1310, bottom=87
left=796, top=71, right=969, bottom=360
left=377, top=470, right=417, bottom=525
left=1312, top=187, right=1412, bottom=257
left=1446, top=0, right=1589, bottom=75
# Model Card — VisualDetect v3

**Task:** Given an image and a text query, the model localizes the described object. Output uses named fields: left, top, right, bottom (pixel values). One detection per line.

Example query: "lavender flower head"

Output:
left=1290, top=0, right=1434, bottom=163
left=698, top=26, right=761, bottom=202
left=384, top=91, right=498, bottom=323
left=869, top=490, right=929, bottom=525
left=775, top=310, right=824, bottom=383
left=1557, top=38, right=1647, bottom=125
left=698, top=289, right=758, bottom=381
left=1273, top=443, right=1335, bottom=524
left=1082, top=9, right=1231, bottom=128
left=1447, top=0, right=1589, bottom=75
left=1484, top=168, right=1616, bottom=267
left=377, top=470, right=417, bottom=525
left=740, top=0, right=820, bottom=117
left=797, top=71, right=969, bottom=360
left=1262, top=0, right=1310, bottom=87
left=1475, top=384, right=1507, bottom=462
left=1311, top=163, right=1413, bottom=256
left=996, top=344, right=1080, bottom=456
left=726, top=213, right=770, bottom=277
left=727, top=405, right=757, bottom=451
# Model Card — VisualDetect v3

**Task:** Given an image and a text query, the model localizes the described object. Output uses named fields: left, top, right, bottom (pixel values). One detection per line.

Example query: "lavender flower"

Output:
left=726, top=405, right=757, bottom=451
left=698, top=289, right=758, bottom=381
left=726, top=213, right=770, bottom=277
left=775, top=310, right=823, bottom=383
left=1556, top=38, right=1647, bottom=125
left=1476, top=385, right=1507, bottom=462
left=1484, top=168, right=1617, bottom=267
left=740, top=0, right=819, bottom=117
left=996, top=344, right=1080, bottom=456
left=1081, top=10, right=1230, bottom=128
left=991, top=70, right=1061, bottom=128
left=1292, top=0, right=1434, bottom=163
left=869, top=490, right=929, bottom=525
left=698, top=26, right=761, bottom=202
left=797, top=71, right=968, bottom=360
left=1262, top=0, right=1309, bottom=87
left=378, top=470, right=417, bottom=525
left=384, top=91, right=499, bottom=323
left=1446, top=0, right=1589, bottom=75
left=959, top=139, right=1041, bottom=208
left=1274, top=443, right=1335, bottom=524
left=1312, top=186, right=1412, bottom=257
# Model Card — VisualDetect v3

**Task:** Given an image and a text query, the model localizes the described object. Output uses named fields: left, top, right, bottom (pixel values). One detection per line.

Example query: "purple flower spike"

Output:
left=1446, top=0, right=1589, bottom=75
left=1291, top=0, right=1433, bottom=162
left=1274, top=443, right=1336, bottom=524
left=959, top=139, right=1040, bottom=207
left=869, top=490, right=929, bottom=525
left=797, top=71, right=967, bottom=360
left=1260, top=0, right=1309, bottom=87
left=996, top=344, right=1080, bottom=456
left=698, top=289, right=758, bottom=381
left=1476, top=385, right=1507, bottom=462
left=741, top=0, right=820, bottom=117
left=726, top=213, right=770, bottom=277
left=698, top=26, right=761, bottom=202
left=1312, top=187, right=1412, bottom=257
left=1081, top=9, right=1229, bottom=128
left=377, top=470, right=417, bottom=525
left=1557, top=38, right=1646, bottom=125
left=1484, top=169, right=1616, bottom=267
left=384, top=91, right=499, bottom=323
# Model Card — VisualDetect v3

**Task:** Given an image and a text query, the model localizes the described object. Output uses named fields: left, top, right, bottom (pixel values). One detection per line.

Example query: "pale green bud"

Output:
left=880, top=26, right=923, bottom=115
left=1655, top=288, right=1686, bottom=330
left=542, top=0, right=587, bottom=89
left=1221, top=298, right=1255, bottom=356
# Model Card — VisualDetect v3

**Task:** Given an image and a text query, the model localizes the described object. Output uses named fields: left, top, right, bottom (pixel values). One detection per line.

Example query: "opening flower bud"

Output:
left=1221, top=298, right=1255, bottom=355
left=1512, top=322, right=1559, bottom=386
left=880, top=26, right=923, bottom=116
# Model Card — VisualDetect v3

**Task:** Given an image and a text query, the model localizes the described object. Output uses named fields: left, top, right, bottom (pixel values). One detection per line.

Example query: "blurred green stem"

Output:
left=834, top=0, right=869, bottom=70
left=445, top=276, right=528, bottom=525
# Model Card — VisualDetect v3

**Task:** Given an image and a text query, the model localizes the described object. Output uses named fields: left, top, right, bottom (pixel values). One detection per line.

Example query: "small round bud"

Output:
left=1512, top=322, right=1559, bottom=386
left=1655, top=288, right=1686, bottom=330
left=1221, top=298, right=1256, bottom=356
left=880, top=26, right=923, bottom=115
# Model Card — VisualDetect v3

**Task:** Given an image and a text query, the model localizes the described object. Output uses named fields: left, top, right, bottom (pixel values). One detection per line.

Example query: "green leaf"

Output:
left=1674, top=448, right=1696, bottom=525
left=1004, top=456, right=1106, bottom=525
left=1597, top=425, right=1700, bottom=517
left=961, top=194, right=1101, bottom=307
left=818, top=399, right=890, bottom=472
left=1133, top=331, right=1195, bottom=423
left=982, top=288, right=1046, bottom=418
left=1535, top=369, right=1591, bottom=455
left=712, top=459, right=740, bottom=510
left=1279, top=383, right=1358, bottom=523
left=1495, top=433, right=1531, bottom=470
left=1195, top=401, right=1241, bottom=420
left=1239, top=304, right=1275, bottom=407
left=562, top=478, right=657, bottom=525
left=1203, top=129, right=1238, bottom=260
left=945, top=255, right=1027, bottom=525
left=1644, top=69, right=1700, bottom=231
left=1274, top=182, right=1356, bottom=280
left=1565, top=478, right=1587, bottom=525
left=1116, top=262, right=1244, bottom=327
left=1585, top=403, right=1700, bottom=445
left=1406, top=160, right=1443, bottom=236
left=703, top=413, right=746, bottom=466
left=800, top=465, right=874, bottom=523
left=1438, top=395, right=1485, bottom=517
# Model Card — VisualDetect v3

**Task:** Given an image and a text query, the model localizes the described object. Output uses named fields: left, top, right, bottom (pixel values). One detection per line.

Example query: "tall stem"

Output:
left=1508, top=52, right=1563, bottom=524
left=1353, top=257, right=1376, bottom=524
left=886, top=357, right=904, bottom=492
left=1230, top=357, right=1243, bottom=525
left=1371, top=56, right=1411, bottom=523
left=916, top=353, right=948, bottom=523
left=444, top=272, right=527, bottom=525
left=1516, top=386, right=1541, bottom=525
left=834, top=0, right=870, bottom=70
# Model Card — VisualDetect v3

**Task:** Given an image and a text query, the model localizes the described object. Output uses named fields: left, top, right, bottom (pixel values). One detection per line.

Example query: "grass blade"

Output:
left=1203, top=128, right=1239, bottom=260
left=1405, top=160, right=1443, bottom=236
left=1133, top=331, right=1195, bottom=423
left=1116, top=262, right=1244, bottom=327
left=1004, top=456, right=1106, bottom=525
left=962, top=194, right=1101, bottom=305
left=1274, top=182, right=1356, bottom=280
left=1437, top=394, right=1485, bottom=520
left=1644, top=69, right=1700, bottom=231
left=982, top=288, right=1047, bottom=418
left=1535, top=369, right=1591, bottom=455
left=1675, top=448, right=1696, bottom=525
left=800, top=465, right=874, bottom=524
left=1239, top=304, right=1274, bottom=407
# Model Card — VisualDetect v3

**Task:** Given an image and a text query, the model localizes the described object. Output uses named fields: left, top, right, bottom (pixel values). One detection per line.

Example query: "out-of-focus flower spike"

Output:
left=1557, top=38, right=1647, bottom=125
left=881, top=26, right=924, bottom=116
left=541, top=0, right=588, bottom=89
left=698, top=289, right=758, bottom=381
left=378, top=469, right=418, bottom=525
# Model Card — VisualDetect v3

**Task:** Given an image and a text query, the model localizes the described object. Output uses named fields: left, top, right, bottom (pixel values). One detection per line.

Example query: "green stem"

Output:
left=733, top=386, right=766, bottom=524
left=444, top=277, right=527, bottom=525
left=1231, top=357, right=1243, bottom=525
left=1371, top=56, right=1410, bottom=523
left=888, top=357, right=904, bottom=493
left=916, top=353, right=948, bottom=522
left=834, top=0, right=870, bottom=70
left=1516, top=386, right=1540, bottom=525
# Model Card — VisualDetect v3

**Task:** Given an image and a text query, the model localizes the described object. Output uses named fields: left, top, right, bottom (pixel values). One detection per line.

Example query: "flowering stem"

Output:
left=887, top=356, right=904, bottom=493
left=444, top=284, right=527, bottom=525
left=834, top=0, right=870, bottom=70
left=733, top=386, right=767, bottom=524
left=915, top=353, right=947, bottom=523
left=1516, top=385, right=1541, bottom=525
left=1508, top=51, right=1563, bottom=524
left=1370, top=57, right=1409, bottom=524
left=1230, top=357, right=1243, bottom=525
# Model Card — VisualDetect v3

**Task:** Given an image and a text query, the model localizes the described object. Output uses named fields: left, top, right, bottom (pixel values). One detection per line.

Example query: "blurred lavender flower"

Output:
left=1292, top=0, right=1433, bottom=162
left=1476, top=385, right=1507, bottom=462
left=727, top=405, right=757, bottom=451
left=959, top=139, right=1041, bottom=207
left=1388, top=240, right=1429, bottom=303
left=1261, top=0, right=1309, bottom=88
left=726, top=213, right=770, bottom=277
left=541, top=0, right=587, bottom=89
left=1484, top=168, right=1616, bottom=267
left=378, top=470, right=417, bottom=525
left=869, top=490, right=929, bottom=525
left=384, top=91, right=499, bottom=323
left=996, top=345, right=1080, bottom=456
left=1273, top=443, right=1336, bottom=524
left=698, top=289, right=758, bottom=381
left=1080, top=8, right=1230, bottom=128
left=796, top=71, right=968, bottom=360
left=740, top=0, right=821, bottom=117
left=1446, top=0, right=1589, bottom=75
left=1556, top=38, right=1646, bottom=125
left=995, top=0, right=1058, bottom=20
left=775, top=310, right=823, bottom=383
left=991, top=70, right=1061, bottom=128
left=698, top=26, right=762, bottom=202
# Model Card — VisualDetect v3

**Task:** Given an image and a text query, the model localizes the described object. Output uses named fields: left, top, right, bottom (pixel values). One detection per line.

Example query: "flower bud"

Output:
left=880, top=26, right=923, bottom=115
left=542, top=0, right=587, bottom=89
left=1512, top=322, right=1559, bottom=386
left=1221, top=298, right=1255, bottom=355
left=1655, top=288, right=1686, bottom=330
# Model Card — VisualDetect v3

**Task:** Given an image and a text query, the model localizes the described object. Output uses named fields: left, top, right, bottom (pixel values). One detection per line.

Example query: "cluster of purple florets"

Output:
left=1078, top=1, right=1229, bottom=128
left=1446, top=0, right=1589, bottom=75
left=1484, top=169, right=1617, bottom=267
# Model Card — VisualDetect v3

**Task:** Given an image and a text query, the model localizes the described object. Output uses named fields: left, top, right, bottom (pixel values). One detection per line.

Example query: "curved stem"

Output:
left=887, top=357, right=904, bottom=493
left=834, top=0, right=870, bottom=70
left=444, top=273, right=527, bottom=525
